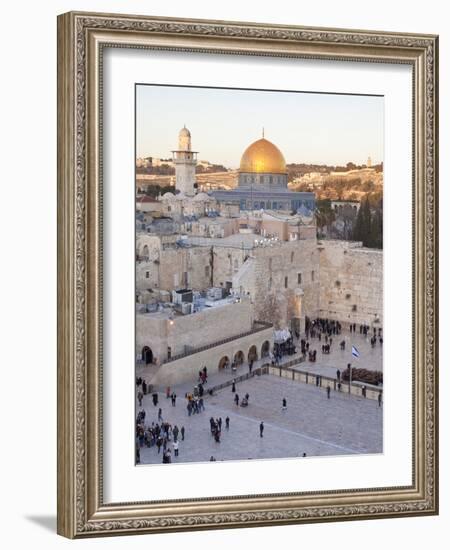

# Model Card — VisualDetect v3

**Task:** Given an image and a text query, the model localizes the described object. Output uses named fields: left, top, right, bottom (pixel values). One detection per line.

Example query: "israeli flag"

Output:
left=352, top=346, right=360, bottom=358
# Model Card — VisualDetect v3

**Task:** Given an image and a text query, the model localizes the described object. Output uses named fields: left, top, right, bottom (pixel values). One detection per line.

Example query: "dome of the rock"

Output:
left=239, top=138, right=287, bottom=175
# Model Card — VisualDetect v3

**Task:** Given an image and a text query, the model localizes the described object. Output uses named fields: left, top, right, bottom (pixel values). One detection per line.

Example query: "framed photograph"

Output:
left=57, top=11, right=439, bottom=538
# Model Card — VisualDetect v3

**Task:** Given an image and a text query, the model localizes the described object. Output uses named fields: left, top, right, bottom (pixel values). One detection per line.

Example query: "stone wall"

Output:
left=212, top=246, right=250, bottom=289
left=136, top=298, right=255, bottom=363
left=318, top=240, right=383, bottom=326
left=251, top=240, right=321, bottom=329
left=149, top=325, right=273, bottom=386
left=136, top=234, right=212, bottom=292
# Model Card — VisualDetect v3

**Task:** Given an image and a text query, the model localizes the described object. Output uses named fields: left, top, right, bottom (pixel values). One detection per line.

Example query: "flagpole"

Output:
left=349, top=345, right=359, bottom=394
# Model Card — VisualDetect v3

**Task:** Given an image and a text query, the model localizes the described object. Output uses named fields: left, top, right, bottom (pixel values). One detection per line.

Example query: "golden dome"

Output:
left=239, top=138, right=286, bottom=174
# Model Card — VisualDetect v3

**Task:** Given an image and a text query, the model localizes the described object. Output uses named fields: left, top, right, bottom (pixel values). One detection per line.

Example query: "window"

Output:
left=311, top=270, right=315, bottom=282
left=145, top=271, right=150, bottom=279
left=284, top=276, right=288, bottom=289
left=297, top=273, right=302, bottom=284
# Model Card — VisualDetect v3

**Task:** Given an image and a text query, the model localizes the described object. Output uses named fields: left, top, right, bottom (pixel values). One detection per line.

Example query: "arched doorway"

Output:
left=142, top=346, right=153, bottom=365
left=218, top=356, right=230, bottom=370
left=248, top=345, right=258, bottom=363
left=261, top=340, right=270, bottom=358
left=141, top=244, right=149, bottom=260
left=234, top=350, right=244, bottom=365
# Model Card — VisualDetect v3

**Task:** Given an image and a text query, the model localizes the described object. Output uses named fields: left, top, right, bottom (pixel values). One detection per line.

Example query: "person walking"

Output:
left=173, top=439, right=179, bottom=457
left=336, top=369, right=341, bottom=381
left=378, top=393, right=382, bottom=407
left=259, top=421, right=264, bottom=438
left=137, top=390, right=143, bottom=407
left=225, top=416, right=230, bottom=430
left=158, top=408, right=163, bottom=422
left=282, top=398, right=287, bottom=411
left=234, top=393, right=239, bottom=406
left=326, top=386, right=331, bottom=399
left=180, top=426, right=185, bottom=440
left=231, top=380, right=236, bottom=393
left=173, top=425, right=179, bottom=442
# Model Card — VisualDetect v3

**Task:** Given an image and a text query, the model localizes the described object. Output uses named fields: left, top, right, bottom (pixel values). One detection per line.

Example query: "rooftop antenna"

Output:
left=262, top=127, right=265, bottom=138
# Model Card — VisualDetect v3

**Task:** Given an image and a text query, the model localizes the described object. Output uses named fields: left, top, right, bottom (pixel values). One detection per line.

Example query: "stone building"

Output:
left=135, top=127, right=383, bottom=386
left=136, top=294, right=273, bottom=385
left=211, top=132, right=315, bottom=213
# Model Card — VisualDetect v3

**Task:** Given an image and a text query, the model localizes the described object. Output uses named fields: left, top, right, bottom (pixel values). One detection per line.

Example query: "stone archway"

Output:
left=218, top=356, right=230, bottom=370
left=248, top=345, right=258, bottom=363
left=142, top=346, right=153, bottom=365
left=261, top=340, right=270, bottom=358
left=141, top=244, right=149, bottom=260
left=234, top=350, right=245, bottom=365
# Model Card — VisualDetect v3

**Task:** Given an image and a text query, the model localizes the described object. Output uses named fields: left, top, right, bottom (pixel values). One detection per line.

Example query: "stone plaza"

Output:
left=136, top=330, right=383, bottom=465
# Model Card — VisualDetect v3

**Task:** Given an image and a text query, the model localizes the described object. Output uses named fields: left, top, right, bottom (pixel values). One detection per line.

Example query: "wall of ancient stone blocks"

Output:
left=318, top=241, right=383, bottom=327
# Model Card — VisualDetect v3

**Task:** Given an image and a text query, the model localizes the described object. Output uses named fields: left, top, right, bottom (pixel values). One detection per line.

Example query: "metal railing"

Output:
left=206, top=365, right=270, bottom=394
left=270, top=364, right=383, bottom=400
left=162, top=321, right=273, bottom=364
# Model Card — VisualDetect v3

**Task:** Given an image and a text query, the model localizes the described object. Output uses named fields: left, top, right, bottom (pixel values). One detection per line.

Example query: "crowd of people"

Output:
left=135, top=412, right=186, bottom=465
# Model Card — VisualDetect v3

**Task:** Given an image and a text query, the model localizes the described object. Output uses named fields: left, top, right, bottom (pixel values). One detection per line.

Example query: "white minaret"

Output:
left=171, top=126, right=198, bottom=196
left=367, top=156, right=372, bottom=168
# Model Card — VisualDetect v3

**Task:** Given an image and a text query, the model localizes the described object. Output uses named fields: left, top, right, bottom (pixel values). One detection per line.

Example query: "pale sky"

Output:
left=136, top=84, right=383, bottom=168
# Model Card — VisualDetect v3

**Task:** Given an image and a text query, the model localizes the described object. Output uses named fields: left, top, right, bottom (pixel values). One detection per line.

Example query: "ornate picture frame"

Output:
left=57, top=11, right=438, bottom=538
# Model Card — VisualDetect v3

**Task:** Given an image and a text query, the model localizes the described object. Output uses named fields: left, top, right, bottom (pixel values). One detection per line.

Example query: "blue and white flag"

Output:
left=352, top=346, right=360, bottom=358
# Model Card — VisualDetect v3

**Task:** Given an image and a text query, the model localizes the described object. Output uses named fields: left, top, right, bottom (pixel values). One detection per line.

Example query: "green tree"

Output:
left=352, top=195, right=383, bottom=249
left=315, top=199, right=336, bottom=237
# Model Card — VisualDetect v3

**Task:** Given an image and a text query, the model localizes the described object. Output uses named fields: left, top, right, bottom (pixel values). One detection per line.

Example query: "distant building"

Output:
left=330, top=199, right=360, bottom=213
left=211, top=132, right=315, bottom=213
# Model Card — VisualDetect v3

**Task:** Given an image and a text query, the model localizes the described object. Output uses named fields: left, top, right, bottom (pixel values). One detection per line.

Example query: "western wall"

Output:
left=318, top=240, right=383, bottom=327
